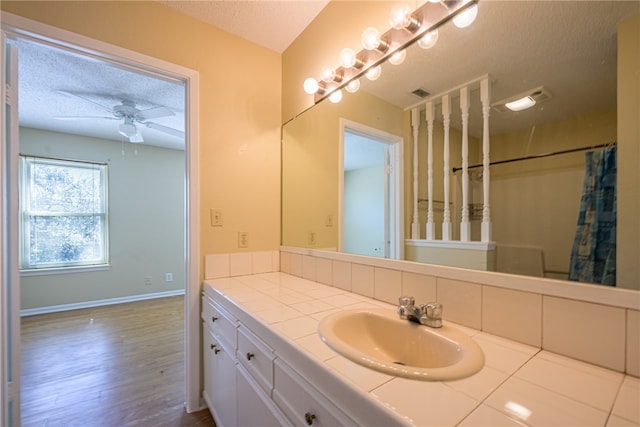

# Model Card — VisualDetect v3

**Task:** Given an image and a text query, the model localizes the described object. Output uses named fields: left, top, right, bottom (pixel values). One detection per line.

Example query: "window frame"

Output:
left=19, top=155, right=110, bottom=272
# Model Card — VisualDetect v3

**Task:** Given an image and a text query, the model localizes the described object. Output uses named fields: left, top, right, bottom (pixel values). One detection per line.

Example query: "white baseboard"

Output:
left=20, top=289, right=186, bottom=317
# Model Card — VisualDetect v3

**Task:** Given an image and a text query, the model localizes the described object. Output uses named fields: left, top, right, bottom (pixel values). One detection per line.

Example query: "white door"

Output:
left=1, top=33, right=21, bottom=427
left=340, top=120, right=403, bottom=259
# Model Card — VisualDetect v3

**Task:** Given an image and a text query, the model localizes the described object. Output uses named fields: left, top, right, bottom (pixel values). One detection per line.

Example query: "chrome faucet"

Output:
left=397, top=296, right=443, bottom=328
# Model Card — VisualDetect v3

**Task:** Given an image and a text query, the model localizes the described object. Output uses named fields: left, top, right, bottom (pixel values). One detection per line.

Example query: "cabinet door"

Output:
left=236, top=364, right=292, bottom=427
left=203, top=327, right=216, bottom=409
left=204, top=328, right=237, bottom=427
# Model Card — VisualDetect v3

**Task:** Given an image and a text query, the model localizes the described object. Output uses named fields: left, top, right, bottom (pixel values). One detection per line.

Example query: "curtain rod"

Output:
left=452, top=142, right=616, bottom=173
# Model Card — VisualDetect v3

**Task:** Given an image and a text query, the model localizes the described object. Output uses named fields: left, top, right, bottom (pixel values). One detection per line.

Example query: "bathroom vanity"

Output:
left=202, top=273, right=638, bottom=426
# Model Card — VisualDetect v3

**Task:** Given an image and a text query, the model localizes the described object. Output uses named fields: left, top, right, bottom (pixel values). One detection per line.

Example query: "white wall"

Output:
left=19, top=127, right=185, bottom=311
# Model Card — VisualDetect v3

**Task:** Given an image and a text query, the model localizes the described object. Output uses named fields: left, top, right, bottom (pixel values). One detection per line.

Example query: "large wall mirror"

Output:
left=282, top=1, right=639, bottom=290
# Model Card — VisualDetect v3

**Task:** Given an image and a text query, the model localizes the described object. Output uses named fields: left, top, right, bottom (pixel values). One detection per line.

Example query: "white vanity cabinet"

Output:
left=202, top=295, right=237, bottom=427
left=236, top=363, right=292, bottom=427
left=202, top=286, right=393, bottom=427
left=273, top=359, right=357, bottom=427
left=202, top=292, right=289, bottom=427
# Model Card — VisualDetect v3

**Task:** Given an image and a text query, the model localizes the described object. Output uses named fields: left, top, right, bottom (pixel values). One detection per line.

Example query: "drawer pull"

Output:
left=304, top=412, right=316, bottom=425
left=211, top=316, right=219, bottom=322
left=210, top=344, right=216, bottom=350
left=214, top=347, right=221, bottom=355
left=246, top=352, right=255, bottom=361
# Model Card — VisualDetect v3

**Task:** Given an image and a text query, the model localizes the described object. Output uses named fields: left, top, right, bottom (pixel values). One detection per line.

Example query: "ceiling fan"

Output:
left=56, top=91, right=184, bottom=143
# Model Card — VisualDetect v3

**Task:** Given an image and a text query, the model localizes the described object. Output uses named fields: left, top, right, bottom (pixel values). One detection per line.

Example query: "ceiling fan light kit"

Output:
left=56, top=91, right=185, bottom=144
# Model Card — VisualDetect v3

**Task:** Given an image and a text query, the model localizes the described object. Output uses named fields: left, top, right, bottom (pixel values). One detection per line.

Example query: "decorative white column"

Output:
left=441, top=94, right=451, bottom=241
left=425, top=102, right=435, bottom=240
left=410, top=108, right=420, bottom=239
left=459, top=86, right=471, bottom=242
left=480, top=78, right=492, bottom=242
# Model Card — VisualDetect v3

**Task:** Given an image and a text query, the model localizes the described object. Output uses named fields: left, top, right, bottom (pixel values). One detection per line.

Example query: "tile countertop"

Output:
left=203, top=272, right=640, bottom=427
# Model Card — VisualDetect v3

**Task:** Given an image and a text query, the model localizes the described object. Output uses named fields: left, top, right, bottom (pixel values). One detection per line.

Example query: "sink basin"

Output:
left=318, top=308, right=484, bottom=381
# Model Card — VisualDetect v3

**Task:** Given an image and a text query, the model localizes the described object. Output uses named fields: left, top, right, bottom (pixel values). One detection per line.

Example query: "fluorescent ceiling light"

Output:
left=505, top=96, right=536, bottom=112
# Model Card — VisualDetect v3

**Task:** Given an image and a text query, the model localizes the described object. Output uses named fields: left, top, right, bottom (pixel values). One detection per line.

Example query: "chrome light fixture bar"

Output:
left=311, top=0, right=479, bottom=104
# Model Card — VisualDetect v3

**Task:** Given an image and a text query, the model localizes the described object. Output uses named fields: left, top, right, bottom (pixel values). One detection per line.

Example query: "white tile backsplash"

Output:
left=543, top=296, right=626, bottom=371
left=351, top=263, right=375, bottom=297
left=204, top=253, right=230, bottom=279
left=218, top=248, right=639, bottom=377
left=374, top=267, right=402, bottom=304
left=401, top=271, right=437, bottom=303
left=627, top=310, right=640, bottom=377
left=315, top=257, right=332, bottom=285
left=482, top=285, right=542, bottom=347
left=437, top=277, right=482, bottom=329
left=332, top=260, right=352, bottom=291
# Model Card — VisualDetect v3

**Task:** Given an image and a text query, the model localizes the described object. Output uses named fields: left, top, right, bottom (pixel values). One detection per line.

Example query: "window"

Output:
left=19, top=156, right=109, bottom=271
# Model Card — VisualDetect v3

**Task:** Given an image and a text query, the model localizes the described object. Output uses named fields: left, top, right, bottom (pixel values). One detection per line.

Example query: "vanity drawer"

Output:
left=273, top=359, right=356, bottom=427
left=237, top=324, right=275, bottom=394
left=202, top=295, right=237, bottom=349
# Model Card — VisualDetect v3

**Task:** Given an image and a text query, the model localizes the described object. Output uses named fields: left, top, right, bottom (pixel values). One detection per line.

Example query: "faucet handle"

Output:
left=397, top=296, right=415, bottom=320
left=398, top=296, right=415, bottom=307
left=419, top=302, right=443, bottom=328
left=425, top=302, right=442, bottom=319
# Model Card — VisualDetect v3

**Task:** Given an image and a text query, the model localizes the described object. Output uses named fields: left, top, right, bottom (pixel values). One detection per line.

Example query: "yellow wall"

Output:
left=282, top=89, right=403, bottom=248
left=1, top=1, right=283, bottom=276
left=617, top=14, right=640, bottom=290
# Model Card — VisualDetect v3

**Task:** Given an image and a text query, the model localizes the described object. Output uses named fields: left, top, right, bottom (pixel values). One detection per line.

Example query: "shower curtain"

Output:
left=568, top=145, right=616, bottom=285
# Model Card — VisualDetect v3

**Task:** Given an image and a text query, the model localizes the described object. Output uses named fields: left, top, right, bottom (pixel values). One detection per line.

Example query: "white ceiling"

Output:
left=13, top=1, right=640, bottom=156
left=158, top=0, right=329, bottom=54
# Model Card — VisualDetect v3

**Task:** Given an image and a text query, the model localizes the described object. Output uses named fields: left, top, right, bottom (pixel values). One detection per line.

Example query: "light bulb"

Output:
left=389, top=3, right=412, bottom=30
left=417, top=29, right=439, bottom=49
left=453, top=3, right=478, bottom=28
left=345, top=79, right=360, bottom=93
left=505, top=96, right=536, bottom=112
left=388, top=46, right=406, bottom=65
left=329, top=89, right=343, bottom=103
left=320, top=65, right=336, bottom=83
left=339, top=48, right=357, bottom=68
left=303, top=77, right=319, bottom=94
left=361, top=27, right=381, bottom=50
left=365, top=65, right=382, bottom=81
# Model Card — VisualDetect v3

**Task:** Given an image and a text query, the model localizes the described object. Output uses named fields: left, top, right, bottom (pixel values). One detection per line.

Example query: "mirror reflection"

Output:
left=282, top=1, right=639, bottom=290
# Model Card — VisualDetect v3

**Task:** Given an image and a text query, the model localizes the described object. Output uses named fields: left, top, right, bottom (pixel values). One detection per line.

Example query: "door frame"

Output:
left=339, top=118, right=403, bottom=259
left=0, top=12, right=201, bottom=422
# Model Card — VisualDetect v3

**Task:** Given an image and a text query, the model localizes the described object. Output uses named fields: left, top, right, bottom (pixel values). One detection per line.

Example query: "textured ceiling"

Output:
left=17, top=37, right=187, bottom=150
left=158, top=0, right=329, bottom=53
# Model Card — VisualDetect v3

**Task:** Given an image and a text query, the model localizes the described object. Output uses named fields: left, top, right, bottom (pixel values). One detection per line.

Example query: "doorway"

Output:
left=2, top=13, right=200, bottom=425
left=340, top=119, right=403, bottom=259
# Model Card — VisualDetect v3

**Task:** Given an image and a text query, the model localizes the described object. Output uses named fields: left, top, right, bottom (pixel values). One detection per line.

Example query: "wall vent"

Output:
left=411, top=88, right=430, bottom=98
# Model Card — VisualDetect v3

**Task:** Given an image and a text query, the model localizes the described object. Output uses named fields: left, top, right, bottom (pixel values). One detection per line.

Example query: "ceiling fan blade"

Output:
left=55, top=115, right=118, bottom=121
left=57, top=90, right=114, bottom=114
left=144, top=122, right=185, bottom=139
left=136, top=106, right=175, bottom=121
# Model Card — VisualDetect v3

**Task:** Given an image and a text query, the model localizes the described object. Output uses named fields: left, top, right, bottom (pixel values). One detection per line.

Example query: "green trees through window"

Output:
left=20, top=156, right=109, bottom=270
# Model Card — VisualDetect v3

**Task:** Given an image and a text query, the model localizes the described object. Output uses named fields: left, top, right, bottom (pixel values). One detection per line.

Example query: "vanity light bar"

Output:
left=313, top=0, right=480, bottom=104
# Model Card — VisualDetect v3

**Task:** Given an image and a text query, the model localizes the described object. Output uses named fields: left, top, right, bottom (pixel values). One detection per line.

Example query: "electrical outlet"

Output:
left=325, top=214, right=334, bottom=227
left=165, top=273, right=173, bottom=282
left=308, top=231, right=316, bottom=245
left=238, top=232, right=249, bottom=248
left=210, top=209, right=223, bottom=227
left=144, top=276, right=152, bottom=286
